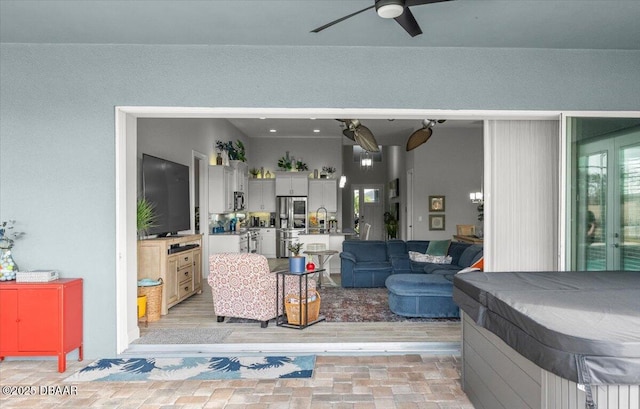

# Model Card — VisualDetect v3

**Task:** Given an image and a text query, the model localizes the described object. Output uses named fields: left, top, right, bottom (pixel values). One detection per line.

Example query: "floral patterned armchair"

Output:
left=208, top=253, right=316, bottom=327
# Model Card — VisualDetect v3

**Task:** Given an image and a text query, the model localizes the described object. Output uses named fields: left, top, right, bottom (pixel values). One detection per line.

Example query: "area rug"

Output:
left=63, top=356, right=315, bottom=382
left=228, top=287, right=459, bottom=323
left=131, top=328, right=232, bottom=344
left=320, top=287, right=458, bottom=322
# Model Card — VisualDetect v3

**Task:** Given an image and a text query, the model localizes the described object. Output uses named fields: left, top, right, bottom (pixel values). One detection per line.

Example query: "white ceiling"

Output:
left=1, top=1, right=639, bottom=50
left=226, top=118, right=481, bottom=145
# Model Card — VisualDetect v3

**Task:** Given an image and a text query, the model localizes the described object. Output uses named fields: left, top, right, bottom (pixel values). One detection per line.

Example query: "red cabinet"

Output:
left=0, top=278, right=83, bottom=372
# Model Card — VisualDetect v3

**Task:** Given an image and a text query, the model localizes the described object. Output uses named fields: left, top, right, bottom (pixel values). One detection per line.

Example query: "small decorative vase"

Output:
left=216, top=152, right=223, bottom=165
left=0, top=247, right=18, bottom=281
left=289, top=256, right=305, bottom=273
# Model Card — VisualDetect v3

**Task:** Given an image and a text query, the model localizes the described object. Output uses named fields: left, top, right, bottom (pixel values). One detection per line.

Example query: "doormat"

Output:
left=64, top=355, right=315, bottom=382
left=131, top=328, right=232, bottom=344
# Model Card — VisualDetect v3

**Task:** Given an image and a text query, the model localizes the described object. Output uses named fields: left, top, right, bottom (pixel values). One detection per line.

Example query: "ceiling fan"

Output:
left=337, top=119, right=380, bottom=152
left=311, top=0, right=451, bottom=37
left=406, top=119, right=446, bottom=151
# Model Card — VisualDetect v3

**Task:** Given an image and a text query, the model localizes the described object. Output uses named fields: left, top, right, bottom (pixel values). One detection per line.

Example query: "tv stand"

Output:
left=168, top=243, right=200, bottom=254
left=137, top=234, right=203, bottom=316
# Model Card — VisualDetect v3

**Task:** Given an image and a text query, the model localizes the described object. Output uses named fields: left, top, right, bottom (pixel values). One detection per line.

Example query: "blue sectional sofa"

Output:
left=340, top=239, right=483, bottom=288
left=340, top=239, right=483, bottom=318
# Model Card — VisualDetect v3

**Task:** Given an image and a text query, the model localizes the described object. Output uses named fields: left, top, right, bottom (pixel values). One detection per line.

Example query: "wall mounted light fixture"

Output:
left=470, top=192, right=484, bottom=203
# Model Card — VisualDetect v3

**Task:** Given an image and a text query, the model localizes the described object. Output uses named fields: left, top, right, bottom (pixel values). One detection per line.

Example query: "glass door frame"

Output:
left=561, top=112, right=640, bottom=271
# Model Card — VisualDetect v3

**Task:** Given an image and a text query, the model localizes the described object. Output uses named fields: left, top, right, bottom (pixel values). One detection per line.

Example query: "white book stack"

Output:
left=16, top=270, right=59, bottom=283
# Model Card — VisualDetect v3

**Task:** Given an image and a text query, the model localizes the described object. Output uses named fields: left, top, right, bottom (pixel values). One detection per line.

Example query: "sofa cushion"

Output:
left=385, top=274, right=452, bottom=297
left=386, top=239, right=407, bottom=258
left=426, top=239, right=451, bottom=256
left=342, top=240, right=388, bottom=262
left=458, top=245, right=484, bottom=267
left=353, top=261, right=393, bottom=273
left=447, top=242, right=473, bottom=265
left=423, top=263, right=463, bottom=274
left=406, top=240, right=430, bottom=253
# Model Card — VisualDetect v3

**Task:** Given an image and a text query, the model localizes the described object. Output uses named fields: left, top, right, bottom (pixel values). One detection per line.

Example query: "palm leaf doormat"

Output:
left=64, top=356, right=315, bottom=382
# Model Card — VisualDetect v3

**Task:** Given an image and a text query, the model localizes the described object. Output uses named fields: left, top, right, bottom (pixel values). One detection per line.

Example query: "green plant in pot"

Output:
left=384, top=211, right=398, bottom=239
left=216, top=139, right=246, bottom=162
left=287, top=242, right=305, bottom=273
left=137, top=197, right=157, bottom=239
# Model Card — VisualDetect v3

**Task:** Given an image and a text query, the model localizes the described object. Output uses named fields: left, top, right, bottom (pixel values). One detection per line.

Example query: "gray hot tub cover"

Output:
left=453, top=271, right=640, bottom=386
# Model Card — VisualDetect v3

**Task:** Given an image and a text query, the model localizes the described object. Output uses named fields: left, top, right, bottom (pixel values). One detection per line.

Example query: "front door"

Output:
left=572, top=123, right=640, bottom=271
left=352, top=184, right=385, bottom=240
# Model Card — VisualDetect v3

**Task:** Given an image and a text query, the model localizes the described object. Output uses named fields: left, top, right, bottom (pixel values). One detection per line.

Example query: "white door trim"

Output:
left=114, top=106, right=639, bottom=353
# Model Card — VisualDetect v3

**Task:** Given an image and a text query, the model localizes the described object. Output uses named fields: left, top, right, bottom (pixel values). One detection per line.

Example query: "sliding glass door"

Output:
left=569, top=118, right=640, bottom=271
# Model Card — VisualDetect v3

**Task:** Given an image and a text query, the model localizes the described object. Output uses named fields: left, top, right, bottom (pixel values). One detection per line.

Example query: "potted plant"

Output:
left=0, top=220, right=24, bottom=281
left=322, top=166, right=336, bottom=179
left=249, top=168, right=260, bottom=178
left=287, top=242, right=305, bottom=273
left=384, top=211, right=398, bottom=239
left=216, top=139, right=246, bottom=162
left=137, top=197, right=157, bottom=239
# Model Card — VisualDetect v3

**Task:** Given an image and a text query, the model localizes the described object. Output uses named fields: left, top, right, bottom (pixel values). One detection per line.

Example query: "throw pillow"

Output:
left=408, top=251, right=452, bottom=264
left=470, top=256, right=484, bottom=271
left=457, top=267, right=481, bottom=274
left=426, top=239, right=451, bottom=256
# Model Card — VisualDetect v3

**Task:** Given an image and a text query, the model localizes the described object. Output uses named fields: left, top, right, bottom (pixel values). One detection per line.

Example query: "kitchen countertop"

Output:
left=209, top=230, right=248, bottom=236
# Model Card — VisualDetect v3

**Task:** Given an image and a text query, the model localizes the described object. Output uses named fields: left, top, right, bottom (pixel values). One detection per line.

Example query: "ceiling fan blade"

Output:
left=342, top=128, right=355, bottom=141
left=405, top=0, right=451, bottom=7
left=311, top=5, right=375, bottom=33
left=406, top=127, right=433, bottom=151
left=394, top=8, right=422, bottom=37
left=354, top=125, right=380, bottom=152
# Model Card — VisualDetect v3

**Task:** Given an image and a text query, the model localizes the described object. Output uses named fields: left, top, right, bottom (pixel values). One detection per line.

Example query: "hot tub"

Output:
left=453, top=271, right=640, bottom=409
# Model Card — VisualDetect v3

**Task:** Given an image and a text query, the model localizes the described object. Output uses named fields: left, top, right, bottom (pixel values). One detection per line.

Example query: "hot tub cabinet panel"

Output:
left=462, top=313, right=640, bottom=409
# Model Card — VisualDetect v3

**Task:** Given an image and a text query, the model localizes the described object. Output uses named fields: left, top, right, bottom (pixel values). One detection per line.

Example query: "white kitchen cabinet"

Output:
left=259, top=228, right=276, bottom=258
left=308, top=179, right=337, bottom=213
left=230, top=161, right=248, bottom=193
left=248, top=179, right=276, bottom=212
left=275, top=172, right=308, bottom=196
left=208, top=165, right=234, bottom=213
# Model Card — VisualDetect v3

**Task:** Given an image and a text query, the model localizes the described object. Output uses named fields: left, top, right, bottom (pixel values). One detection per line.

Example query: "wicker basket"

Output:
left=137, top=278, right=163, bottom=322
left=285, top=290, right=321, bottom=325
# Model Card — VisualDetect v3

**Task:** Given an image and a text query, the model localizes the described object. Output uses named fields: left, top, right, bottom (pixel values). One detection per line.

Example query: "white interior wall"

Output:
left=409, top=128, right=484, bottom=240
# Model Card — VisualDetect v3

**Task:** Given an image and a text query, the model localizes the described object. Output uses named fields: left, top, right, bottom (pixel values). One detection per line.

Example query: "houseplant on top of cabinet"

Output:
left=288, top=242, right=305, bottom=273
left=216, top=140, right=246, bottom=162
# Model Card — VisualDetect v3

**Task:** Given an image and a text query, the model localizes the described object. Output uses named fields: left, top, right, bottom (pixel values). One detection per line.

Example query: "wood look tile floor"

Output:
left=0, top=274, right=475, bottom=408
left=135, top=284, right=462, bottom=347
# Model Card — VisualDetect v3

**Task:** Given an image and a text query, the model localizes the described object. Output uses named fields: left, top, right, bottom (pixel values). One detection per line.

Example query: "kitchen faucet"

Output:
left=316, top=206, right=328, bottom=233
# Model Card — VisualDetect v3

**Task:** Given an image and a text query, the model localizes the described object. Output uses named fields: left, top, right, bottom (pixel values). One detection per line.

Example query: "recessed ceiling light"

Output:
left=259, top=117, right=266, bottom=120
left=269, top=129, right=277, bottom=133
left=310, top=118, right=316, bottom=120
left=313, top=129, right=320, bottom=133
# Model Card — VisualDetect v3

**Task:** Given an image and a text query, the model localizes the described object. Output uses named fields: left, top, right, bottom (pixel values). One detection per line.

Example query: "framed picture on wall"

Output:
left=429, top=215, right=445, bottom=231
left=389, top=178, right=399, bottom=199
left=429, top=195, right=445, bottom=212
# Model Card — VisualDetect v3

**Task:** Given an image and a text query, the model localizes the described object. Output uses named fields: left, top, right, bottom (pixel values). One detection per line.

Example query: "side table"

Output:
left=275, top=269, right=326, bottom=329
left=303, top=250, right=338, bottom=288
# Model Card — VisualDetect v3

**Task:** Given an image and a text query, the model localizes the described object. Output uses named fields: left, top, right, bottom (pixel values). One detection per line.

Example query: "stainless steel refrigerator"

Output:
left=276, top=196, right=307, bottom=258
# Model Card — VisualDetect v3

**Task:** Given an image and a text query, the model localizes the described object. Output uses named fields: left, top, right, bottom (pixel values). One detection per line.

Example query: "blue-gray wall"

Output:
left=1, top=44, right=639, bottom=357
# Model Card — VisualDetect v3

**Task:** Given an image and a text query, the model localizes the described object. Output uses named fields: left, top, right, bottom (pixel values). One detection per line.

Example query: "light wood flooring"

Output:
left=128, top=275, right=462, bottom=356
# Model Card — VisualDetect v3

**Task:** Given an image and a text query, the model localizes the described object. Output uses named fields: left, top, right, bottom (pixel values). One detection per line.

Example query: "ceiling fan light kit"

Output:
left=311, top=0, right=451, bottom=37
left=376, top=0, right=404, bottom=18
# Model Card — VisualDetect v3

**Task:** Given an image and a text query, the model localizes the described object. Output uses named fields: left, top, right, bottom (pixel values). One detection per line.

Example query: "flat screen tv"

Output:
left=142, top=154, right=191, bottom=237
